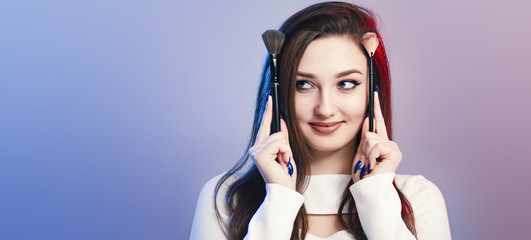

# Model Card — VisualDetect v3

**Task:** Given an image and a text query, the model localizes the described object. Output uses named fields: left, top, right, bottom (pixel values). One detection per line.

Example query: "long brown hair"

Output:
left=214, top=2, right=416, bottom=239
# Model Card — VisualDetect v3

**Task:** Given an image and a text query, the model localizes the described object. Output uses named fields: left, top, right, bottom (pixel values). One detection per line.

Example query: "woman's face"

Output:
left=294, top=36, right=368, bottom=153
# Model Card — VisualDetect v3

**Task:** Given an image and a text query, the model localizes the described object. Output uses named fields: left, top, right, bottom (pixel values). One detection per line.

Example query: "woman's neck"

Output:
left=309, top=141, right=356, bottom=175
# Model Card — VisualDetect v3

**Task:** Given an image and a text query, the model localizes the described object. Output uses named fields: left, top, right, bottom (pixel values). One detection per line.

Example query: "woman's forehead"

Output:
left=297, top=36, right=367, bottom=78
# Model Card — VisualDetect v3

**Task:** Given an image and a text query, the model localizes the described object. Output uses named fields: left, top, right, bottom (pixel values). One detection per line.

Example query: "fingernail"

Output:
left=367, top=163, right=371, bottom=174
left=287, top=157, right=293, bottom=177
left=354, top=160, right=362, bottom=174
left=375, top=85, right=379, bottom=96
left=360, top=166, right=367, bottom=179
left=266, top=88, right=271, bottom=96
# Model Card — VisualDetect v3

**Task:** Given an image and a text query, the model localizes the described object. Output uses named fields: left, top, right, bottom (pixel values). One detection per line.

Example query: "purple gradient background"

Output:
left=1, top=0, right=530, bottom=239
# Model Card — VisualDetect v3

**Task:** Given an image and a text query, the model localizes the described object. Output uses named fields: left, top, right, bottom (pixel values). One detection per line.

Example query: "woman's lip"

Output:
left=309, top=122, right=342, bottom=134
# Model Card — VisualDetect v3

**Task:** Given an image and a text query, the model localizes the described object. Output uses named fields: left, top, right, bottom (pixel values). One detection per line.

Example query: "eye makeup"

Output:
left=295, top=79, right=361, bottom=91
left=338, top=80, right=361, bottom=89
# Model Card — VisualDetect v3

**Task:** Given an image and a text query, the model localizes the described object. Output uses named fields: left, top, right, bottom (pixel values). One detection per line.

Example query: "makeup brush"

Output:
left=362, top=32, right=380, bottom=132
left=262, top=30, right=285, bottom=134
left=262, top=30, right=293, bottom=177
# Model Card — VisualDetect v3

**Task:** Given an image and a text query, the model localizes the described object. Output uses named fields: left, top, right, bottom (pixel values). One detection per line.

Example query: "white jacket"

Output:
left=190, top=172, right=451, bottom=240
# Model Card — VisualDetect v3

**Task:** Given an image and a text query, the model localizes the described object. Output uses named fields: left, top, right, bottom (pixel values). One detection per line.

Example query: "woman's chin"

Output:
left=307, top=138, right=357, bottom=155
left=309, top=143, right=347, bottom=153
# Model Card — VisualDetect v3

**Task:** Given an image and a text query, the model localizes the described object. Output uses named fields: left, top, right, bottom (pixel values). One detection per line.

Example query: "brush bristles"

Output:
left=262, top=30, right=285, bottom=55
left=362, top=32, right=380, bottom=56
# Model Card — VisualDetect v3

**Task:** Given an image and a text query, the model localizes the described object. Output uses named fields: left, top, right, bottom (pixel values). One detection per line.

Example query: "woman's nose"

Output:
left=314, top=91, right=335, bottom=117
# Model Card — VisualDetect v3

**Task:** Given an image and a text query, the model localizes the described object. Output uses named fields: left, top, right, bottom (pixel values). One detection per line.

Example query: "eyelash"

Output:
left=295, top=80, right=361, bottom=90
left=295, top=80, right=313, bottom=90
left=338, top=80, right=361, bottom=89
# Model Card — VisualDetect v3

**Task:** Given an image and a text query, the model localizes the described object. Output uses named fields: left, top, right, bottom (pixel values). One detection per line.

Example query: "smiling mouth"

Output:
left=309, top=122, right=343, bottom=134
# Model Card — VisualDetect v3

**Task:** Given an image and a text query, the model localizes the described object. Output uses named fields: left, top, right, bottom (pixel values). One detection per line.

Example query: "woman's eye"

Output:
left=296, top=80, right=313, bottom=90
left=338, top=80, right=360, bottom=89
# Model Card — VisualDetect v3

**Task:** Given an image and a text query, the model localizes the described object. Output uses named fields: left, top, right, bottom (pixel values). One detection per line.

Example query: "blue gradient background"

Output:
left=1, top=0, right=530, bottom=239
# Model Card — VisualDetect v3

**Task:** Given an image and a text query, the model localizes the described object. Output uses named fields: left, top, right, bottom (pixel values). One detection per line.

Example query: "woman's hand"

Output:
left=249, top=95, right=297, bottom=190
left=352, top=92, right=402, bottom=182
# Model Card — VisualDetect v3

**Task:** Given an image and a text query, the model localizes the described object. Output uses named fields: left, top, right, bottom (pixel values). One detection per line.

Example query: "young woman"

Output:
left=190, top=2, right=451, bottom=240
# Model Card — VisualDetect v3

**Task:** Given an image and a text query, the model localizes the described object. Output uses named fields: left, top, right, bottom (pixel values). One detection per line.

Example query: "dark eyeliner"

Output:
left=339, top=80, right=361, bottom=89
left=295, top=80, right=313, bottom=89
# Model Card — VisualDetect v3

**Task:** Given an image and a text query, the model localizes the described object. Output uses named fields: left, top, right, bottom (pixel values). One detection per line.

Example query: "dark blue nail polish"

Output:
left=266, top=89, right=271, bottom=96
left=360, top=166, right=367, bottom=179
left=375, top=85, right=379, bottom=96
left=367, top=163, right=371, bottom=174
left=354, top=160, right=362, bottom=174
left=287, top=157, right=293, bottom=177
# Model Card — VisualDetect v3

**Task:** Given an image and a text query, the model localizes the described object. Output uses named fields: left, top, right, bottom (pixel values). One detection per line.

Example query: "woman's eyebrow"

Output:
left=335, top=69, right=362, bottom=78
left=296, top=72, right=315, bottom=79
left=297, top=69, right=362, bottom=79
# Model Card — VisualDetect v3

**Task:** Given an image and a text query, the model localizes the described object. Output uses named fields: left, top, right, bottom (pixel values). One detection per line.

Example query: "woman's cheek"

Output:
left=342, top=94, right=366, bottom=118
left=294, top=94, right=313, bottom=120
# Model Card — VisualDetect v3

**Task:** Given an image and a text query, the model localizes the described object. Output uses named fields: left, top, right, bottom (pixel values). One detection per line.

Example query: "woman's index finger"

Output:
left=374, top=92, right=389, bottom=140
left=280, top=118, right=290, bottom=147
left=256, top=95, right=273, bottom=143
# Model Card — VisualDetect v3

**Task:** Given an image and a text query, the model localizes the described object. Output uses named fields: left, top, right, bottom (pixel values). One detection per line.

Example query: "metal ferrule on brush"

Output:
left=269, top=54, right=279, bottom=82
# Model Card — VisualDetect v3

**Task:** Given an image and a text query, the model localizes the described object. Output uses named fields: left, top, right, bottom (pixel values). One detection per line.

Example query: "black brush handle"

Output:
left=269, top=54, right=281, bottom=134
left=271, top=82, right=280, bottom=133
left=368, top=54, right=374, bottom=132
